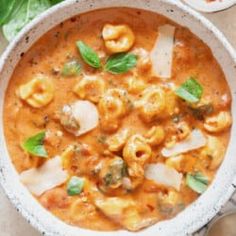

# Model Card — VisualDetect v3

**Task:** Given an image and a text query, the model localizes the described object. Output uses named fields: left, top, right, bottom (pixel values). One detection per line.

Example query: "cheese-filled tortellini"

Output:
left=73, top=75, right=106, bottom=103
left=94, top=196, right=156, bottom=231
left=99, top=89, right=131, bottom=132
left=102, top=24, right=135, bottom=53
left=69, top=198, right=98, bottom=223
left=122, top=134, right=152, bottom=188
left=175, top=122, right=191, bottom=140
left=145, top=126, right=165, bottom=146
left=107, top=128, right=132, bottom=152
left=201, top=136, right=225, bottom=170
left=157, top=190, right=183, bottom=217
left=99, top=156, right=127, bottom=191
left=136, top=86, right=176, bottom=122
left=61, top=145, right=75, bottom=171
left=18, top=75, right=54, bottom=108
left=125, top=76, right=147, bottom=94
left=123, top=134, right=152, bottom=167
left=204, top=111, right=232, bottom=133
left=127, top=162, right=145, bottom=189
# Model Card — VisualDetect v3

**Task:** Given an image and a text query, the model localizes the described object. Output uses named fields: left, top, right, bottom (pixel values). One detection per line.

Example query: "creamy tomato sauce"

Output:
left=4, top=8, right=232, bottom=231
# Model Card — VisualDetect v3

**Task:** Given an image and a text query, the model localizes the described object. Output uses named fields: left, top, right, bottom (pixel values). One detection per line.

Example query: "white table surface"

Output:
left=0, top=5, right=236, bottom=236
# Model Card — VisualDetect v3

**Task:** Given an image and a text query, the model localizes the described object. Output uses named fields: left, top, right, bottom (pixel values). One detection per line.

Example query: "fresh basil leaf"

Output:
left=105, top=53, right=137, bottom=74
left=76, top=41, right=101, bottom=68
left=61, top=60, right=81, bottom=76
left=186, top=172, right=208, bottom=194
left=175, top=78, right=203, bottom=103
left=1, top=0, right=65, bottom=41
left=22, top=131, right=48, bottom=158
left=0, top=0, right=25, bottom=26
left=49, top=0, right=63, bottom=4
left=193, top=172, right=209, bottom=185
left=2, top=0, right=52, bottom=41
left=67, top=176, right=85, bottom=196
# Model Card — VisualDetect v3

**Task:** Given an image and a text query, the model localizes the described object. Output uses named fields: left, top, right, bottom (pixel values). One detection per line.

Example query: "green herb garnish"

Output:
left=103, top=158, right=127, bottom=187
left=104, top=53, right=137, bottom=74
left=22, top=131, right=48, bottom=158
left=67, top=176, right=85, bottom=196
left=189, top=103, right=214, bottom=120
left=1, top=0, right=64, bottom=41
left=186, top=172, right=208, bottom=194
left=76, top=41, right=101, bottom=68
left=61, top=59, right=81, bottom=76
left=0, top=0, right=25, bottom=27
left=175, top=78, right=203, bottom=103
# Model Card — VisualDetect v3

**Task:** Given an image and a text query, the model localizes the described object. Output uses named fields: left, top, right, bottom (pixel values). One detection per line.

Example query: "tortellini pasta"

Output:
left=145, top=126, right=165, bottom=146
left=125, top=76, right=147, bottom=94
left=60, top=144, right=102, bottom=177
left=123, top=134, right=152, bottom=167
left=175, top=122, right=191, bottom=140
left=107, top=128, right=131, bottom=152
left=157, top=190, right=183, bottom=217
left=127, top=162, right=145, bottom=189
left=123, top=134, right=152, bottom=188
left=61, top=145, right=75, bottom=171
left=94, top=196, right=157, bottom=231
left=200, top=136, right=225, bottom=170
left=102, top=24, right=135, bottom=53
left=73, top=75, right=106, bottom=103
left=136, top=86, right=176, bottom=122
left=204, top=111, right=232, bottom=133
left=99, top=156, right=127, bottom=190
left=69, top=198, right=98, bottom=223
left=99, top=89, right=131, bottom=132
left=18, top=75, right=54, bottom=108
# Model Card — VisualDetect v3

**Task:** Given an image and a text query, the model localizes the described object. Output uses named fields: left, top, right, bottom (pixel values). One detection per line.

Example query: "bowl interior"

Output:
left=0, top=0, right=236, bottom=236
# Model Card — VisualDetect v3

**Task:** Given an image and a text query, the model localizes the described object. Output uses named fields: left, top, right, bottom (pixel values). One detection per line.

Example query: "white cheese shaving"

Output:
left=20, top=156, right=67, bottom=196
left=145, top=163, right=182, bottom=191
left=162, top=129, right=207, bottom=157
left=150, top=24, right=175, bottom=79
left=71, top=100, right=99, bottom=136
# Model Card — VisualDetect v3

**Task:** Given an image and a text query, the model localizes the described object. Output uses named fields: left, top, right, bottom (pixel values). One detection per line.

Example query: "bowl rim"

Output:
left=0, top=0, right=236, bottom=236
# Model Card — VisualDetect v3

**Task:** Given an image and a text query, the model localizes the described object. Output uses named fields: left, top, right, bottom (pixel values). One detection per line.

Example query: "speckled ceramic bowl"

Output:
left=0, top=0, right=236, bottom=236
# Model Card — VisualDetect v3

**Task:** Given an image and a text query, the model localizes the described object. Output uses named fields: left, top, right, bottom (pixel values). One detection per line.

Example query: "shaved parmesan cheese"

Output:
left=72, top=100, right=99, bottom=136
left=61, top=100, right=99, bottom=136
left=162, top=129, right=206, bottom=157
left=150, top=24, right=175, bottom=79
left=20, top=156, right=67, bottom=196
left=145, top=163, right=182, bottom=191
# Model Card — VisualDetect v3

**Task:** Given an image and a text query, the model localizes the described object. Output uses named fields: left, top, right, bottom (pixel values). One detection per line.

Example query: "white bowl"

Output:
left=182, top=0, right=236, bottom=13
left=0, top=0, right=236, bottom=235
